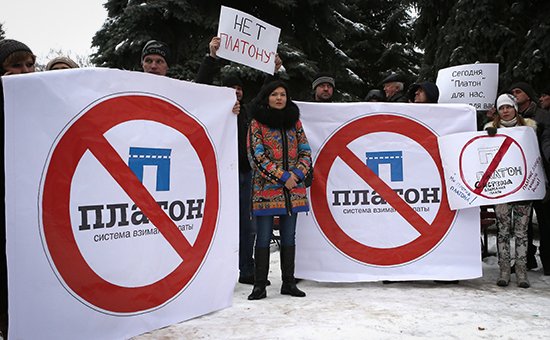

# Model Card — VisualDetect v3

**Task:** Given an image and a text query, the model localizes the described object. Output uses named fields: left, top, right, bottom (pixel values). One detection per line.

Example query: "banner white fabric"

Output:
left=438, top=127, right=546, bottom=210
left=217, top=6, right=281, bottom=75
left=3, top=69, right=239, bottom=340
left=296, top=102, right=482, bottom=282
left=436, top=63, right=499, bottom=110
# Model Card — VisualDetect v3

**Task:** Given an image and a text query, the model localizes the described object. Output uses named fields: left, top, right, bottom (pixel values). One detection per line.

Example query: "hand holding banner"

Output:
left=438, top=126, right=546, bottom=210
left=217, top=6, right=281, bottom=75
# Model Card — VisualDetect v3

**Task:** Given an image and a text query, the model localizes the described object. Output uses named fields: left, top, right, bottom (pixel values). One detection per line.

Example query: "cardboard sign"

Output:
left=436, top=63, right=499, bottom=110
left=438, top=126, right=546, bottom=210
left=296, top=102, right=482, bottom=282
left=3, top=69, right=239, bottom=340
left=217, top=6, right=281, bottom=74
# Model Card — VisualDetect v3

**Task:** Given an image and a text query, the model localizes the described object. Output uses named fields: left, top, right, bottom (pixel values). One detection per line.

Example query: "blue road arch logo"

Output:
left=129, top=147, right=172, bottom=191
left=366, top=151, right=403, bottom=182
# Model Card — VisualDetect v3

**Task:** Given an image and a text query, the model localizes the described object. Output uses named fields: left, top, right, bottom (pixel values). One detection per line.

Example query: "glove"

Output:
left=485, top=126, right=497, bottom=136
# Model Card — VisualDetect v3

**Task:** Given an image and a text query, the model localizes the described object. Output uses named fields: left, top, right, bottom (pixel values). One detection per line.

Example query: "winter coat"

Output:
left=388, top=90, right=409, bottom=103
left=247, top=100, right=311, bottom=216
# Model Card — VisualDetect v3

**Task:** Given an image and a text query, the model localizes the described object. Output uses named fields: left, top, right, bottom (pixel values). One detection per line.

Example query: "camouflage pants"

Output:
left=495, top=202, right=532, bottom=266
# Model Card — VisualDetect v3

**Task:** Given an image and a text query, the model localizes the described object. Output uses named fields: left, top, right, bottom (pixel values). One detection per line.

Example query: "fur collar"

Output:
left=250, top=100, right=300, bottom=130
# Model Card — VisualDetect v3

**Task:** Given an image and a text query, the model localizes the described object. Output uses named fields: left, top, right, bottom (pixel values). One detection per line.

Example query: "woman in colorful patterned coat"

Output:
left=485, top=93, right=537, bottom=288
left=247, top=80, right=312, bottom=300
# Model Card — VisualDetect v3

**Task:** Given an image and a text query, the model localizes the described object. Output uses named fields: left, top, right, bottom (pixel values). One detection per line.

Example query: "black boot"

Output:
left=280, top=246, right=306, bottom=297
left=248, top=247, right=270, bottom=300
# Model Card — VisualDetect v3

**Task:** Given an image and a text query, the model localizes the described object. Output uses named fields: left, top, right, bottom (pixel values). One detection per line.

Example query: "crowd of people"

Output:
left=1, top=36, right=550, bottom=337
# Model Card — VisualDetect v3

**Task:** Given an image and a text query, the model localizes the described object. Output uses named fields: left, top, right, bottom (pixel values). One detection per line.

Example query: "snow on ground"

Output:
left=131, top=234, right=550, bottom=340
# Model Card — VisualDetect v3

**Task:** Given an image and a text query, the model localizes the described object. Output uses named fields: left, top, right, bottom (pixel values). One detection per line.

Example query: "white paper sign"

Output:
left=3, top=69, right=239, bottom=340
left=436, top=63, right=499, bottom=110
left=296, top=102, right=482, bottom=282
left=217, top=6, right=281, bottom=75
left=438, top=126, right=546, bottom=210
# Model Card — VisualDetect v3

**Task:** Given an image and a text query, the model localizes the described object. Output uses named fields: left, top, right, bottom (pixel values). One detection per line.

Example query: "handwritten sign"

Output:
left=438, top=126, right=546, bottom=210
left=436, top=63, right=499, bottom=111
left=217, top=6, right=281, bottom=75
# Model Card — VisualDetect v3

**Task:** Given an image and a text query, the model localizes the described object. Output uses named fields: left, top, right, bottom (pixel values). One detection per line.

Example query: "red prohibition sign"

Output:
left=41, top=95, right=219, bottom=313
left=459, top=134, right=526, bottom=199
left=310, top=114, right=456, bottom=266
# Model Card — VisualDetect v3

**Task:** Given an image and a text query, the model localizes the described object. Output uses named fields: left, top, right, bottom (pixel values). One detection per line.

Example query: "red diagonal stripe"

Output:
left=339, top=147, right=431, bottom=235
left=80, top=124, right=192, bottom=260
left=473, top=137, right=514, bottom=195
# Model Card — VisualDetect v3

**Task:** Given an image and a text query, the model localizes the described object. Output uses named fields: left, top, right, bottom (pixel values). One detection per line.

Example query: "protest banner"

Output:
left=217, top=6, right=281, bottom=74
left=436, top=63, right=499, bottom=110
left=296, top=102, right=481, bottom=282
left=3, top=69, right=239, bottom=340
left=438, top=127, right=546, bottom=210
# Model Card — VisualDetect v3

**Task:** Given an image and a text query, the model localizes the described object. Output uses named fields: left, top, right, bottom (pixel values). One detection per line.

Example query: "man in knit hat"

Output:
left=195, top=36, right=283, bottom=285
left=381, top=73, right=409, bottom=103
left=311, top=72, right=335, bottom=102
left=408, top=82, right=439, bottom=103
left=0, top=39, right=35, bottom=75
left=511, top=82, right=550, bottom=270
left=540, top=86, right=550, bottom=111
left=141, top=40, right=171, bottom=76
left=511, top=82, right=548, bottom=128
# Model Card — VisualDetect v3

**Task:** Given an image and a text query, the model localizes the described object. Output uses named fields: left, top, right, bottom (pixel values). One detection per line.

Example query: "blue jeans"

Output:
left=255, top=213, right=297, bottom=248
left=239, top=171, right=256, bottom=277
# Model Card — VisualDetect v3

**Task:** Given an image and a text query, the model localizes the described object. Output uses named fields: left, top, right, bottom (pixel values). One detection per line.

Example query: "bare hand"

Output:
left=274, top=53, right=282, bottom=73
left=209, top=37, right=221, bottom=58
left=232, top=101, right=240, bottom=115
left=284, top=173, right=299, bottom=189
left=486, top=107, right=496, bottom=120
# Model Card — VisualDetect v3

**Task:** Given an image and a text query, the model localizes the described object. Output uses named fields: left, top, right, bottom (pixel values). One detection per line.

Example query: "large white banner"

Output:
left=438, top=127, right=546, bottom=210
left=436, top=63, right=499, bottom=110
left=3, top=69, right=239, bottom=340
left=217, top=6, right=281, bottom=75
left=296, top=102, right=482, bottom=282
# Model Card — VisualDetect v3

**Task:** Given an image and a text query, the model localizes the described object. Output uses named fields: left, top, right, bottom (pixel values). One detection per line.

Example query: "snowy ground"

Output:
left=131, top=232, right=550, bottom=340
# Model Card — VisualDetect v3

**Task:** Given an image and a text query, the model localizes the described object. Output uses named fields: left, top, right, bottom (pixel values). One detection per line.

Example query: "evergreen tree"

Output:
left=91, top=0, right=419, bottom=101
left=0, top=23, right=5, bottom=40
left=414, top=0, right=550, bottom=92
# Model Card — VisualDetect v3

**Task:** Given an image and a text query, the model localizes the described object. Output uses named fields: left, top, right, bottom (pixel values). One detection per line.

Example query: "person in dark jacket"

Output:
left=247, top=80, right=311, bottom=300
left=0, top=38, right=37, bottom=339
left=195, top=37, right=282, bottom=285
left=408, top=82, right=440, bottom=103
left=382, top=74, right=409, bottom=103
left=511, top=82, right=550, bottom=271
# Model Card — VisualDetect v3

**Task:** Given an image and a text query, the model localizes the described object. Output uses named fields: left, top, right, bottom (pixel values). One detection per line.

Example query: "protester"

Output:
left=0, top=39, right=35, bottom=75
left=484, top=93, right=537, bottom=288
left=311, top=72, right=335, bottom=102
left=46, top=56, right=79, bottom=70
left=540, top=86, right=550, bottom=111
left=141, top=40, right=171, bottom=76
left=381, top=74, right=409, bottom=103
left=365, top=89, right=384, bottom=102
left=407, top=82, right=439, bottom=103
left=511, top=82, right=549, bottom=270
left=247, top=80, right=312, bottom=300
left=0, top=38, right=37, bottom=339
left=195, top=37, right=283, bottom=285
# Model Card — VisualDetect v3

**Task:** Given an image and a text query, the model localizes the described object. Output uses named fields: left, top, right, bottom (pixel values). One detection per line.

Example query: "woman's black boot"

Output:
left=248, top=247, right=270, bottom=300
left=280, top=246, right=306, bottom=297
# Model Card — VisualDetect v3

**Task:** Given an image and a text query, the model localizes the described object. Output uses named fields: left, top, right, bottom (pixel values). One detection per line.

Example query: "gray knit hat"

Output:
left=0, top=39, right=33, bottom=74
left=46, top=56, right=79, bottom=70
left=312, top=72, right=335, bottom=90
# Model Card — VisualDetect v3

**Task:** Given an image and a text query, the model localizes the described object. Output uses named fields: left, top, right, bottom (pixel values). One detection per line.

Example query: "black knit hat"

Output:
left=541, top=86, right=550, bottom=96
left=222, top=75, right=243, bottom=88
left=511, top=82, right=536, bottom=101
left=408, top=82, right=440, bottom=103
left=0, top=39, right=33, bottom=74
left=141, top=40, right=171, bottom=66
